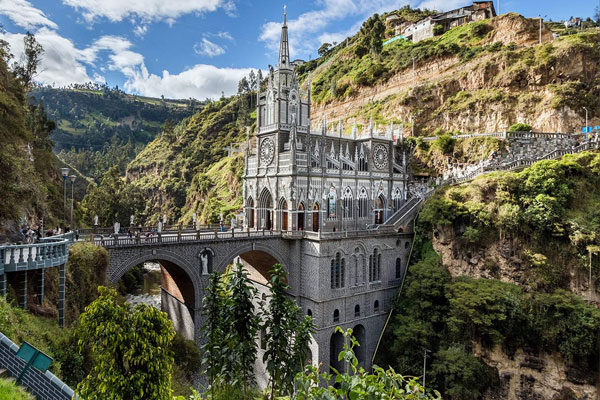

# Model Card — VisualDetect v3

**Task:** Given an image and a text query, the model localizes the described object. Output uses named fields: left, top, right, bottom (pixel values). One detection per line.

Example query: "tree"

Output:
left=201, top=272, right=226, bottom=396
left=431, top=346, right=496, bottom=400
left=12, top=32, right=43, bottom=90
left=318, top=42, right=332, bottom=57
left=75, top=287, right=175, bottom=400
left=224, top=263, right=260, bottom=399
left=262, top=264, right=314, bottom=398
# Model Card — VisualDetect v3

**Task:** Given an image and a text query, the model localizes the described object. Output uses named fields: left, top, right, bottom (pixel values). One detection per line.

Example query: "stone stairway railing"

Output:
left=379, top=140, right=600, bottom=230
left=421, top=131, right=583, bottom=142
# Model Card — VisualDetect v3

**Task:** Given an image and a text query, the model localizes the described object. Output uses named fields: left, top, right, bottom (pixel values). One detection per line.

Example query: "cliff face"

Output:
left=307, top=14, right=599, bottom=135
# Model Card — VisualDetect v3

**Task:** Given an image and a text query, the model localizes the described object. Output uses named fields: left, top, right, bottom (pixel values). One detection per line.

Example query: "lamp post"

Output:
left=69, top=175, right=76, bottom=230
left=584, top=107, right=589, bottom=143
left=60, top=167, right=69, bottom=231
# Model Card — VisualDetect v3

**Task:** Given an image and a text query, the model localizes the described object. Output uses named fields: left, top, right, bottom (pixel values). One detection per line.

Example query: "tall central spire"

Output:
left=278, top=5, right=289, bottom=67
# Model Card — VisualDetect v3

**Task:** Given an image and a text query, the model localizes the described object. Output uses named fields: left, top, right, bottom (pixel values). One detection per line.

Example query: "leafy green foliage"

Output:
left=75, top=287, right=175, bottom=400
left=508, top=123, right=532, bottom=132
left=262, top=264, right=314, bottom=398
left=0, top=378, right=34, bottom=400
left=65, top=242, right=108, bottom=321
left=295, top=327, right=441, bottom=400
left=80, top=165, right=146, bottom=226
left=223, top=263, right=260, bottom=398
left=430, top=346, right=497, bottom=400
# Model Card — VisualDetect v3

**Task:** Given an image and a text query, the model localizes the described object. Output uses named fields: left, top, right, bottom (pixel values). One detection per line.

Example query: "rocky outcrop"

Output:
left=310, top=14, right=599, bottom=135
left=473, top=344, right=596, bottom=400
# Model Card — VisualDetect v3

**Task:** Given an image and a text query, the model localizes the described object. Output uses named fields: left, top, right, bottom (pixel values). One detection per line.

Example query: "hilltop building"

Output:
left=389, top=1, right=496, bottom=42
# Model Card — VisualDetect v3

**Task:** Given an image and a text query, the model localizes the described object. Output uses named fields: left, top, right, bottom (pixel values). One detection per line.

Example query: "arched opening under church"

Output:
left=258, top=189, right=273, bottom=230
left=353, top=324, right=366, bottom=368
left=116, top=259, right=196, bottom=341
left=297, top=202, right=305, bottom=231
left=330, top=329, right=345, bottom=373
left=312, top=202, right=320, bottom=232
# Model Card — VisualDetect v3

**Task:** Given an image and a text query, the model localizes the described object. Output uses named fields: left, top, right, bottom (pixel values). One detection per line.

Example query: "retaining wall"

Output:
left=0, top=332, right=75, bottom=400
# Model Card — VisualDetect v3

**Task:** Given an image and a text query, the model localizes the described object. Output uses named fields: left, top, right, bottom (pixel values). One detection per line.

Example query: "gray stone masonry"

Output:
left=0, top=332, right=75, bottom=400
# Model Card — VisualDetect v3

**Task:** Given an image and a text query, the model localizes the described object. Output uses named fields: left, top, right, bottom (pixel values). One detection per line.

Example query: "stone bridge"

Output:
left=97, top=230, right=302, bottom=341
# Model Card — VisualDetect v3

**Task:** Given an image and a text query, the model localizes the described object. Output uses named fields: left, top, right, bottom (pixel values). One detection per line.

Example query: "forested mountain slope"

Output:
left=81, top=92, right=253, bottom=226
left=377, top=152, right=600, bottom=399
left=32, top=86, right=201, bottom=182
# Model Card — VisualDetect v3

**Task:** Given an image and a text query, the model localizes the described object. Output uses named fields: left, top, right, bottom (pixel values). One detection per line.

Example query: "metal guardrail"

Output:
left=0, top=233, right=74, bottom=273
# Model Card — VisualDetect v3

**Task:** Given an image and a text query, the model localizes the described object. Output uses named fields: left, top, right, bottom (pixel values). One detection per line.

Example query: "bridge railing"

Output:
left=93, top=228, right=284, bottom=248
left=0, top=232, right=73, bottom=273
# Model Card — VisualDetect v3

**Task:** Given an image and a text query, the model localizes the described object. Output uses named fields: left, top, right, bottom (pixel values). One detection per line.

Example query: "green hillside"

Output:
left=32, top=85, right=201, bottom=182
left=81, top=92, right=253, bottom=227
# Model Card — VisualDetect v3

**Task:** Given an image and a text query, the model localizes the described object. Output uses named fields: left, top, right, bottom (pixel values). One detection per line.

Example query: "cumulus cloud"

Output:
left=123, top=64, right=253, bottom=99
left=62, top=0, right=233, bottom=23
left=260, top=0, right=411, bottom=60
left=0, top=0, right=57, bottom=30
left=1, top=28, right=92, bottom=86
left=194, top=38, right=225, bottom=57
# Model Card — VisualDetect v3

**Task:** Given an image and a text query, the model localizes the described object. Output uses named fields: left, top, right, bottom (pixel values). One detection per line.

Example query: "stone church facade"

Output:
left=243, top=11, right=413, bottom=371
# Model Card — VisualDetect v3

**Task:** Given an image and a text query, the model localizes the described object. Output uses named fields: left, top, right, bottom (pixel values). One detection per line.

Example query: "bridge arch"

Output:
left=215, top=241, right=289, bottom=279
left=109, top=249, right=202, bottom=309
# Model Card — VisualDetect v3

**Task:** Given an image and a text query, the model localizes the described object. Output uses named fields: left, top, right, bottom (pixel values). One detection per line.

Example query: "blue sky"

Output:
left=0, top=0, right=597, bottom=99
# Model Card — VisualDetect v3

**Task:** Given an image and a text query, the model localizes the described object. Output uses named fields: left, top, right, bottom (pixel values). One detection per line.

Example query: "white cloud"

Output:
left=214, top=31, right=233, bottom=41
left=1, top=28, right=92, bottom=86
left=0, top=0, right=57, bottom=30
left=194, top=38, right=225, bottom=57
left=260, top=0, right=411, bottom=60
left=133, top=25, right=148, bottom=37
left=123, top=64, right=253, bottom=99
left=62, top=0, right=233, bottom=23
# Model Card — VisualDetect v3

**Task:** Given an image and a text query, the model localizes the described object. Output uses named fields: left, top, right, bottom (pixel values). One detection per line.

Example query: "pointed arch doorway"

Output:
left=297, top=202, right=305, bottom=231
left=312, top=202, right=320, bottom=232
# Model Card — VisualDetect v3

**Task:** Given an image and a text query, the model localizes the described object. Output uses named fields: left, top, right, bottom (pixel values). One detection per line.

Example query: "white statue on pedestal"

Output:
left=200, top=252, right=209, bottom=275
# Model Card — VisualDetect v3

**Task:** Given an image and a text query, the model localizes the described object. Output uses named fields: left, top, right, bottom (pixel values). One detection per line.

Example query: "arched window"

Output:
left=330, top=252, right=344, bottom=289
left=369, top=249, right=381, bottom=282
left=327, top=188, right=337, bottom=219
left=342, top=187, right=353, bottom=219
left=395, top=258, right=402, bottom=279
left=307, top=309, right=312, bottom=317
left=358, top=144, right=368, bottom=171
left=358, top=187, right=368, bottom=218
left=354, top=304, right=360, bottom=317
left=258, top=188, right=273, bottom=230
left=246, top=197, right=255, bottom=228
left=405, top=241, right=411, bottom=249
left=374, top=300, right=379, bottom=313
left=392, top=187, right=402, bottom=211
left=267, top=91, right=274, bottom=124
left=333, top=309, right=340, bottom=322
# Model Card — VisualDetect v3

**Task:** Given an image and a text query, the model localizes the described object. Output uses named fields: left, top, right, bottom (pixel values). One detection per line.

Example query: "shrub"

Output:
left=433, top=134, right=456, bottom=155
left=431, top=346, right=498, bottom=400
left=0, top=378, right=34, bottom=400
left=508, top=123, right=532, bottom=132
left=433, top=24, right=444, bottom=36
